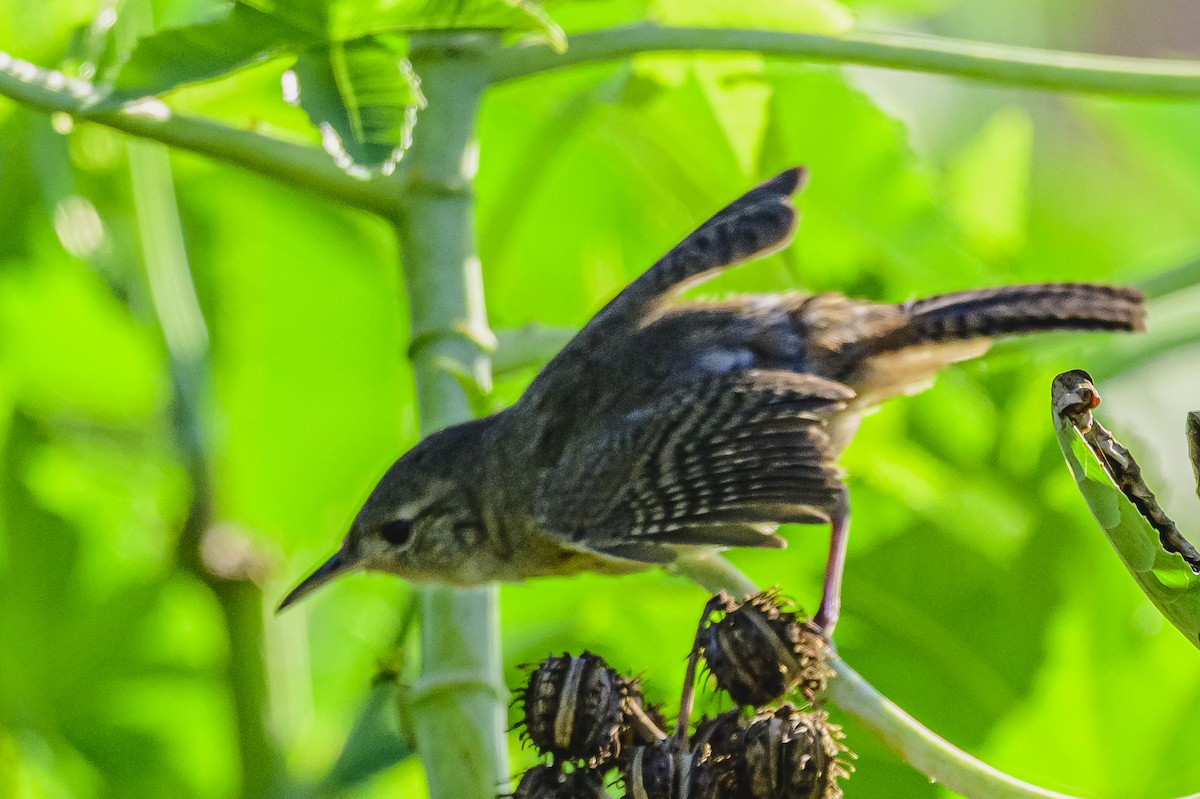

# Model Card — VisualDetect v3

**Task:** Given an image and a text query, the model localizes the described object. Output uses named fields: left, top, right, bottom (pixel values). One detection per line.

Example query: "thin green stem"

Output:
left=311, top=593, right=420, bottom=797
left=1137, top=257, right=1200, bottom=301
left=393, top=32, right=508, bottom=799
left=670, top=555, right=1091, bottom=799
left=826, top=656, right=1086, bottom=799
left=128, top=138, right=283, bottom=799
left=7, top=22, right=1200, bottom=230
left=491, top=23, right=1200, bottom=98
left=112, top=0, right=283, bottom=791
left=491, top=324, right=576, bottom=377
left=0, top=51, right=399, bottom=216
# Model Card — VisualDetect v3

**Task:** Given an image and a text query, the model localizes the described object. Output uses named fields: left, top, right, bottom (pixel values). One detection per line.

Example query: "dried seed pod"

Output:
left=623, top=739, right=716, bottom=799
left=623, top=740, right=682, bottom=799
left=687, top=758, right=726, bottom=799
left=512, top=764, right=609, bottom=799
left=700, top=591, right=833, bottom=707
left=691, top=710, right=745, bottom=797
left=520, top=652, right=624, bottom=764
left=739, top=706, right=851, bottom=799
left=615, top=685, right=669, bottom=768
left=691, top=709, right=744, bottom=757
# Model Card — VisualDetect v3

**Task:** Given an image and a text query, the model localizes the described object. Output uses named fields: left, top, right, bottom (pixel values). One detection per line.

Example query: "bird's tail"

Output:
left=868, top=283, right=1145, bottom=353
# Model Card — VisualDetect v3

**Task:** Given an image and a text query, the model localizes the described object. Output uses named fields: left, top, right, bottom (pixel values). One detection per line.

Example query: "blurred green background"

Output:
left=3, top=0, right=1200, bottom=797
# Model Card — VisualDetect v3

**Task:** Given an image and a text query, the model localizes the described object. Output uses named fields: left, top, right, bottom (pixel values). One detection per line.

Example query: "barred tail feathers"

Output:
left=839, top=283, right=1145, bottom=436
left=884, top=283, right=1145, bottom=350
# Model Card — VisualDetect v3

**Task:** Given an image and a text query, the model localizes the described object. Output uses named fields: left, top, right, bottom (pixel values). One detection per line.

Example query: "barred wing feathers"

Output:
left=534, top=370, right=852, bottom=563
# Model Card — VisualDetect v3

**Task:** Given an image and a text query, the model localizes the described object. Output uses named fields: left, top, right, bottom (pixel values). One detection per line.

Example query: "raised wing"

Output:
left=603, top=167, right=807, bottom=323
left=520, top=168, right=808, bottom=417
left=533, top=370, right=852, bottom=564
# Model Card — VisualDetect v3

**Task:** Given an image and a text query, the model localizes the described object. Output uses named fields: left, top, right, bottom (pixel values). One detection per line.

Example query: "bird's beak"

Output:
left=277, top=547, right=352, bottom=612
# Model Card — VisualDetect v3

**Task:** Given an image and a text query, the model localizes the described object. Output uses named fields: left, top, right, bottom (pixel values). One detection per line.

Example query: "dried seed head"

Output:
left=691, top=708, right=744, bottom=759
left=686, top=758, right=725, bottom=799
left=623, top=740, right=681, bottom=799
left=623, top=739, right=716, bottom=799
left=615, top=683, right=668, bottom=769
left=700, top=591, right=833, bottom=707
left=739, top=706, right=852, bottom=799
left=690, top=710, right=745, bottom=797
left=520, top=652, right=624, bottom=764
left=512, top=764, right=609, bottom=799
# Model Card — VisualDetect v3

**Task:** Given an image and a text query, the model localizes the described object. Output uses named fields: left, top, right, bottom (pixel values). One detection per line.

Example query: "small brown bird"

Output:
left=281, top=168, right=1145, bottom=634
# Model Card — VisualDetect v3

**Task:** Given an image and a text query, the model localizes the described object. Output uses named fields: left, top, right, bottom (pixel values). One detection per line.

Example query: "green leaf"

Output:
left=946, top=106, right=1033, bottom=260
left=316, top=680, right=416, bottom=793
left=100, top=4, right=314, bottom=104
left=759, top=63, right=991, bottom=294
left=1054, top=411, right=1200, bottom=651
left=239, top=0, right=331, bottom=34
left=651, top=0, right=854, bottom=36
left=327, top=0, right=565, bottom=47
left=287, top=38, right=425, bottom=174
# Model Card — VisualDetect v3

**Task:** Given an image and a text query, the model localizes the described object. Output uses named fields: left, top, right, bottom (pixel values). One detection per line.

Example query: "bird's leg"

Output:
left=812, top=492, right=850, bottom=638
left=676, top=593, right=729, bottom=750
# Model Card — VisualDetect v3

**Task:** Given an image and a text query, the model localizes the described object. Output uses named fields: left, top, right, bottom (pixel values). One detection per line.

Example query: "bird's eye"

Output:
left=379, top=518, right=413, bottom=547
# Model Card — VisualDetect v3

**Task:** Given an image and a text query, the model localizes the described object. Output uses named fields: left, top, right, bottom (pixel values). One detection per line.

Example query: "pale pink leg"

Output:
left=813, top=497, right=849, bottom=637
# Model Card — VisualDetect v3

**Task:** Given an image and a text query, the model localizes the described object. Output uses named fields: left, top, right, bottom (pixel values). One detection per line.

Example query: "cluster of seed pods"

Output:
left=512, top=590, right=852, bottom=799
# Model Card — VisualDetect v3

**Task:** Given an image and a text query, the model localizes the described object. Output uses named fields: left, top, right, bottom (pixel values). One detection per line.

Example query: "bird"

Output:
left=279, top=167, right=1146, bottom=635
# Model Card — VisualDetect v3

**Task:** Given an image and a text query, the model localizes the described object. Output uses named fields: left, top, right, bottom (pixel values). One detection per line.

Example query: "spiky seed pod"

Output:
left=738, top=706, right=852, bottom=799
left=521, top=652, right=625, bottom=764
left=690, top=710, right=745, bottom=797
left=691, top=708, right=744, bottom=758
left=700, top=591, right=834, bottom=707
left=622, top=739, right=717, bottom=799
left=512, top=764, right=610, bottom=799
left=615, top=685, right=669, bottom=771
left=687, top=759, right=726, bottom=799
left=620, top=740, right=732, bottom=799
left=623, top=740, right=684, bottom=799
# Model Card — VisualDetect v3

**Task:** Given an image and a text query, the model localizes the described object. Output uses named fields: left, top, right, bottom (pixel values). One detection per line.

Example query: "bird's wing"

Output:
left=533, top=370, right=852, bottom=563
left=609, top=167, right=806, bottom=318
left=519, top=168, right=807, bottom=415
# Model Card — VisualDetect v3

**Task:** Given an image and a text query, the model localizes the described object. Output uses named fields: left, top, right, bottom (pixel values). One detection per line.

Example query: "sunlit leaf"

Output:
left=239, top=0, right=330, bottom=34
left=286, top=37, right=425, bottom=175
left=651, top=0, right=854, bottom=36
left=99, top=3, right=314, bottom=104
left=946, top=106, right=1033, bottom=259
left=759, top=63, right=989, bottom=294
left=329, top=0, right=566, bottom=48
left=317, top=680, right=415, bottom=792
left=540, top=0, right=651, bottom=33
left=1054, top=410, right=1200, bottom=651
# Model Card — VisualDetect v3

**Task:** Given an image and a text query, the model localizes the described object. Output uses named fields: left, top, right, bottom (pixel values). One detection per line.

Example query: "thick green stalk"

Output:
left=491, top=23, right=1200, bottom=98
left=392, top=33, right=508, bottom=799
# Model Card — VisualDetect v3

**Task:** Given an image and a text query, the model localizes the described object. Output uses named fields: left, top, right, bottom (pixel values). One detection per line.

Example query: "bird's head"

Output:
left=278, top=419, right=493, bottom=610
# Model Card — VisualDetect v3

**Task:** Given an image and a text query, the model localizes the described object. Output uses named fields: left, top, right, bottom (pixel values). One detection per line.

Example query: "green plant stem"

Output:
left=7, top=25, right=1200, bottom=226
left=491, top=23, right=1200, bottom=98
left=0, top=51, right=398, bottom=215
left=1137, top=257, right=1200, bottom=301
left=825, top=657, right=1085, bottom=799
left=672, top=555, right=1091, bottom=799
left=392, top=32, right=508, bottom=799
left=492, top=324, right=577, bottom=377
left=314, top=595, right=420, bottom=797
left=128, top=138, right=283, bottom=799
